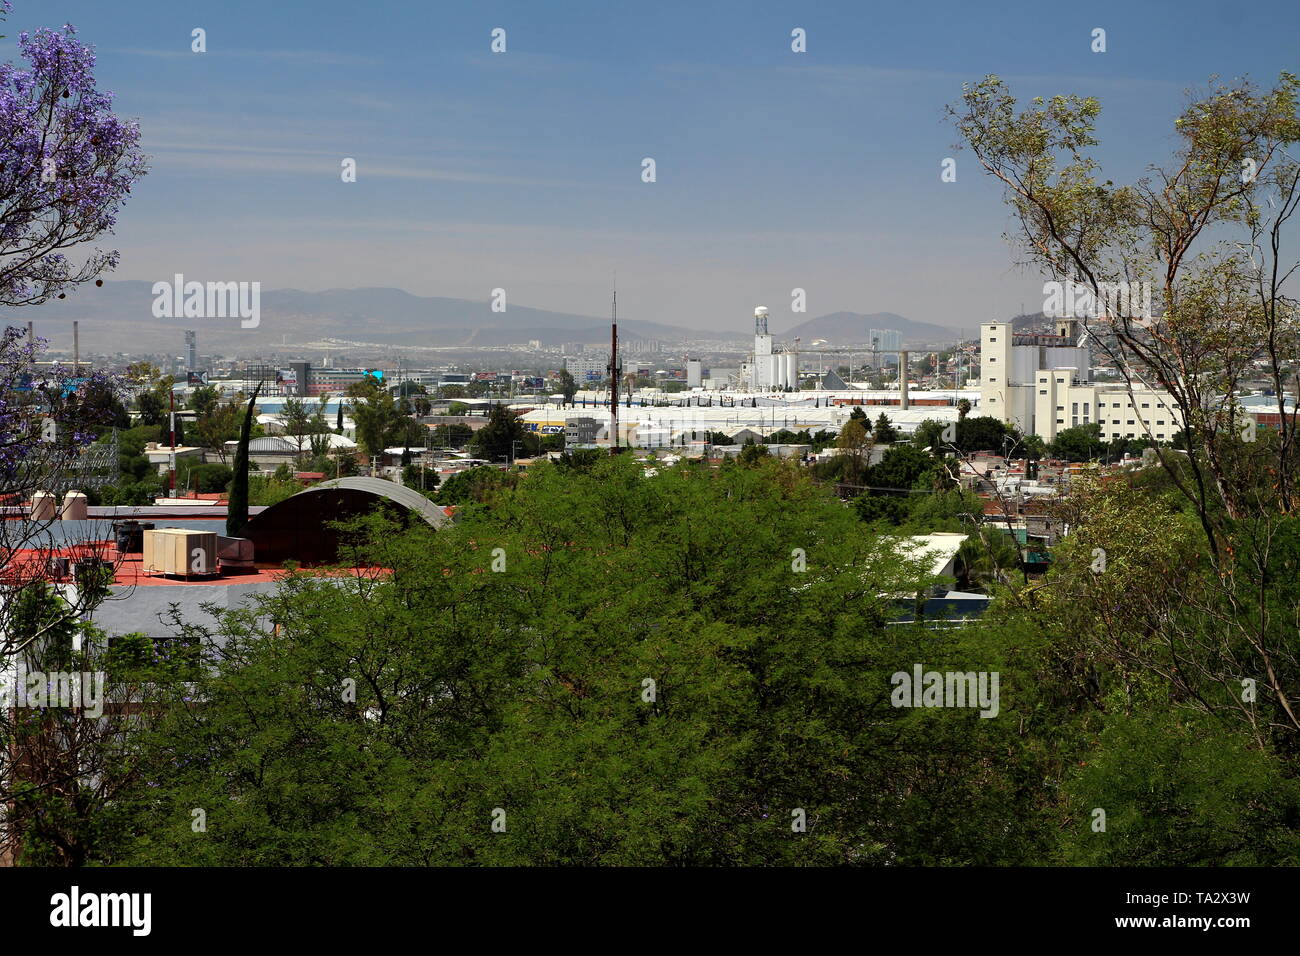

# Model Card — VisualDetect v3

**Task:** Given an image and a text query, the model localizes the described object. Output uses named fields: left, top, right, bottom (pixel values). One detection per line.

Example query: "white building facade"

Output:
left=979, top=320, right=1183, bottom=443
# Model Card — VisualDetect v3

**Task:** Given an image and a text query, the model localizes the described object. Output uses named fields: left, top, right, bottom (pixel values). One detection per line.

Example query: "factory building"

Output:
left=743, top=306, right=800, bottom=391
left=980, top=319, right=1183, bottom=442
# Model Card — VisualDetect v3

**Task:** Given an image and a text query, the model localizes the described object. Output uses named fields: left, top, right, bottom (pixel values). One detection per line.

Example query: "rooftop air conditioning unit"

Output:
left=142, top=529, right=219, bottom=578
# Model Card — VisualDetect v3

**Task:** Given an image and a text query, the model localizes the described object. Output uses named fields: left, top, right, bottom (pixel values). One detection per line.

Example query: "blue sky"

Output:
left=8, top=0, right=1299, bottom=333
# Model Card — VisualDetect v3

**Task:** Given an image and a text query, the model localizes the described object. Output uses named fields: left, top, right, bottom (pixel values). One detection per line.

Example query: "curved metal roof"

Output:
left=301, top=477, right=451, bottom=529
left=241, top=476, right=451, bottom=566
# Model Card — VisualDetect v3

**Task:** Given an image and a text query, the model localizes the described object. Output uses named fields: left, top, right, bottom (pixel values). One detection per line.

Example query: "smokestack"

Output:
left=899, top=350, right=909, bottom=410
left=73, top=320, right=79, bottom=374
left=27, top=321, right=33, bottom=348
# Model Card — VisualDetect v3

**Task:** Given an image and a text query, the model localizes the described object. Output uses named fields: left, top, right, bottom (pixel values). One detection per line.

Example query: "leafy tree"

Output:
left=471, top=404, right=528, bottom=463
left=866, top=444, right=939, bottom=491
left=558, top=369, right=578, bottom=406
left=872, top=413, right=900, bottom=444
left=1049, top=423, right=1105, bottom=462
left=79, top=379, right=130, bottom=432
left=402, top=462, right=440, bottom=493
left=135, top=383, right=166, bottom=427
left=192, top=398, right=243, bottom=462
left=281, top=397, right=325, bottom=462
left=189, top=385, right=219, bottom=419
left=957, top=416, right=1014, bottom=453
left=905, top=487, right=985, bottom=531
left=951, top=71, right=1300, bottom=550
left=176, top=461, right=232, bottom=494
left=1061, top=710, right=1300, bottom=865
left=854, top=492, right=912, bottom=525
left=109, top=459, right=1054, bottom=866
left=835, top=418, right=872, bottom=484
left=347, top=379, right=401, bottom=458
left=434, top=465, right=517, bottom=506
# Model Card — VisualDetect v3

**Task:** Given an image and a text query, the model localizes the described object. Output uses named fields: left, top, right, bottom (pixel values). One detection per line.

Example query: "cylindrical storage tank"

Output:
left=60, top=491, right=88, bottom=520
left=785, top=352, right=797, bottom=388
left=30, top=491, right=56, bottom=520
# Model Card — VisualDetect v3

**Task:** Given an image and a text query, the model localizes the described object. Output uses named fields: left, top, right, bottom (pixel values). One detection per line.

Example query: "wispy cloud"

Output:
left=107, top=47, right=378, bottom=67
left=147, top=148, right=576, bottom=186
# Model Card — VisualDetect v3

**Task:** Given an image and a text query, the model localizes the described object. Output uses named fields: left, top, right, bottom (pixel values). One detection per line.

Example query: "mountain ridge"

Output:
left=6, top=282, right=962, bottom=352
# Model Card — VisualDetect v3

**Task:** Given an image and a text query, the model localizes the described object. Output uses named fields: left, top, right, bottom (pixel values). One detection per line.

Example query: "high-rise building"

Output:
left=869, top=329, right=902, bottom=367
left=184, top=330, right=197, bottom=372
left=563, top=355, right=607, bottom=383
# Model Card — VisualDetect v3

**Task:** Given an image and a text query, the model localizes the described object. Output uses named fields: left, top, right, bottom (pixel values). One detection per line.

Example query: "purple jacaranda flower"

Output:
left=0, top=17, right=147, bottom=307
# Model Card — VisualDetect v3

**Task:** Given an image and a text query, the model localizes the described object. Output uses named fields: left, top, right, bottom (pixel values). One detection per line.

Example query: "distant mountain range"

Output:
left=6, top=281, right=960, bottom=354
left=779, top=310, right=958, bottom=346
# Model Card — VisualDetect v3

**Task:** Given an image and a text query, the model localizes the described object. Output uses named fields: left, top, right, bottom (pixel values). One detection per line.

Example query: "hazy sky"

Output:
left=11, top=0, right=1299, bottom=333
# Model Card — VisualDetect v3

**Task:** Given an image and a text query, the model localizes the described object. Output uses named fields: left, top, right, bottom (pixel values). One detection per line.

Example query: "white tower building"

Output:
left=750, top=306, right=798, bottom=390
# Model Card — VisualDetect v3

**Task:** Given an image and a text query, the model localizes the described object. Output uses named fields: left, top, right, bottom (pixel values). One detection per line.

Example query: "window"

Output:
left=989, top=336, right=997, bottom=342
left=1157, top=420, right=1164, bottom=426
left=1056, top=378, right=1065, bottom=384
left=989, top=356, right=996, bottom=362
left=989, top=377, right=996, bottom=383
left=1113, top=419, right=1120, bottom=425
left=1157, top=434, right=1165, bottom=440
left=1039, top=389, right=1047, bottom=395
left=1056, top=405, right=1064, bottom=411
left=1141, top=402, right=1149, bottom=408
left=989, top=397, right=997, bottom=403
left=1127, top=420, right=1135, bottom=425
left=1056, top=419, right=1064, bottom=425
left=1072, top=402, right=1079, bottom=414
left=1072, top=417, right=1078, bottom=426
left=1112, top=432, right=1121, bottom=438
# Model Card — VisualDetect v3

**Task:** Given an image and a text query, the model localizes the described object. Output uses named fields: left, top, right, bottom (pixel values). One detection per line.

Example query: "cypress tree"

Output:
left=226, top=382, right=262, bottom=538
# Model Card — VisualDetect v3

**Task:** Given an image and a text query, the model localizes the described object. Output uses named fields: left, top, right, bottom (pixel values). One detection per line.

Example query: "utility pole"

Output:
left=608, top=282, right=620, bottom=453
